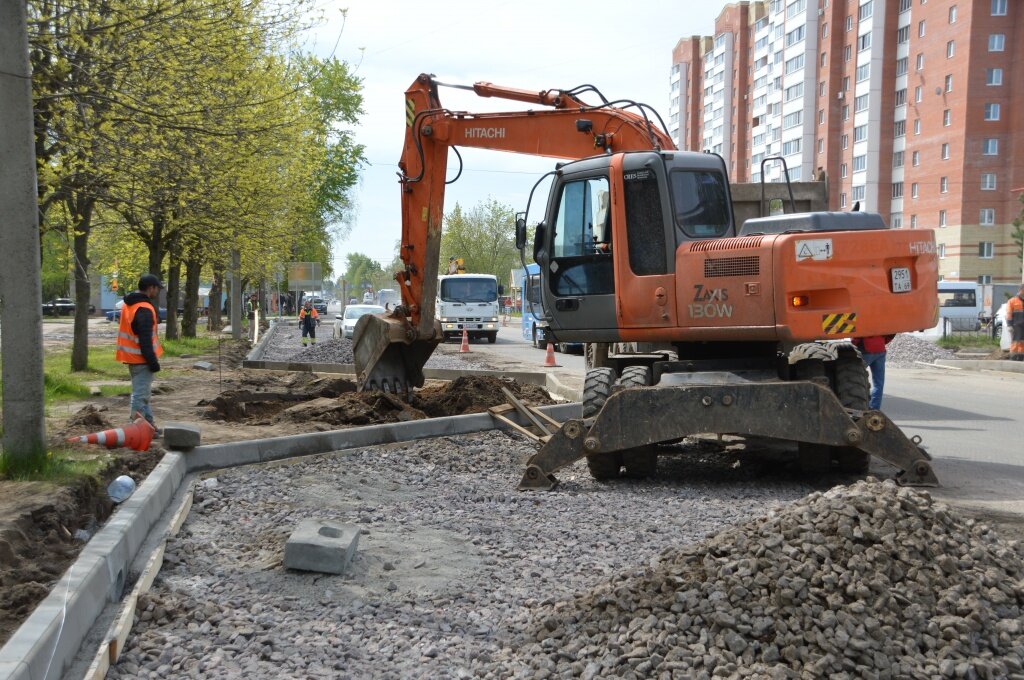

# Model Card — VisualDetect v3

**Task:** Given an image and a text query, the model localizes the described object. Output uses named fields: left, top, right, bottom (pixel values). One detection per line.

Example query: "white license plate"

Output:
left=891, top=267, right=912, bottom=293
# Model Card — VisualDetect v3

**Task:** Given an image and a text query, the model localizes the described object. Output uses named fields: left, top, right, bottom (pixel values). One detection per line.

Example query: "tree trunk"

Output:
left=208, top=269, right=223, bottom=331
left=70, top=196, right=95, bottom=372
left=182, top=254, right=201, bottom=338
left=147, top=212, right=165, bottom=277
left=164, top=235, right=181, bottom=340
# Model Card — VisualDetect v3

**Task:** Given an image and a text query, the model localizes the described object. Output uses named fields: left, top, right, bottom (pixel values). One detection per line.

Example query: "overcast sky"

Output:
left=310, top=0, right=729, bottom=277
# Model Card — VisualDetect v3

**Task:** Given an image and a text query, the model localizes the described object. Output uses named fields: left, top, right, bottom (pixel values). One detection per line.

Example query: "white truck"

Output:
left=436, top=273, right=500, bottom=343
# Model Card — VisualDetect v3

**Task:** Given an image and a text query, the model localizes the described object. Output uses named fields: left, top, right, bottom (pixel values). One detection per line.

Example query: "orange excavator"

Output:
left=353, top=74, right=940, bottom=488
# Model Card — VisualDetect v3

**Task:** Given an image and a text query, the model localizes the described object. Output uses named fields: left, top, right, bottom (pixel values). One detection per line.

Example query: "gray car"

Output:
left=335, top=304, right=385, bottom=339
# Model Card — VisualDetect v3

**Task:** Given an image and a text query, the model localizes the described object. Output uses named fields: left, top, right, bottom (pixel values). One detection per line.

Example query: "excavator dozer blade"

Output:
left=352, top=313, right=440, bottom=394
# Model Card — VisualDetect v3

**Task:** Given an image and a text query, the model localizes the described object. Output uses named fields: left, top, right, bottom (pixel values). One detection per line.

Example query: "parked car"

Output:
left=335, top=304, right=384, bottom=339
left=105, top=302, right=168, bottom=323
left=994, top=302, right=1008, bottom=337
left=43, top=298, right=93, bottom=315
left=306, top=296, right=328, bottom=314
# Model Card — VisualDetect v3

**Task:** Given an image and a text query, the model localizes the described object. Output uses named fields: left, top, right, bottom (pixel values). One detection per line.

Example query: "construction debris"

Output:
left=887, top=334, right=955, bottom=368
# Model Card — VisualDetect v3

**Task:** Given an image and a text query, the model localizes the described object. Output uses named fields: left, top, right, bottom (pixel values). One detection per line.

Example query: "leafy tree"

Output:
left=439, top=198, right=521, bottom=283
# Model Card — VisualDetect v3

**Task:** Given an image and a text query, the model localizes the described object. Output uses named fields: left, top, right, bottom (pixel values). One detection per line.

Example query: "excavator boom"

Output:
left=353, top=74, right=672, bottom=392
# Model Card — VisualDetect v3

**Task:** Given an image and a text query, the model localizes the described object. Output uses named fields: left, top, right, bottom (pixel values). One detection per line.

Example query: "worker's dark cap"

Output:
left=138, top=274, right=164, bottom=290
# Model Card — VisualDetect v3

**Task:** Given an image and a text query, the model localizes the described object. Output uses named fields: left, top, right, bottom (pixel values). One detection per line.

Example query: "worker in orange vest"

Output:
left=298, top=298, right=319, bottom=346
left=116, top=274, right=164, bottom=432
left=1009, top=284, right=1024, bottom=361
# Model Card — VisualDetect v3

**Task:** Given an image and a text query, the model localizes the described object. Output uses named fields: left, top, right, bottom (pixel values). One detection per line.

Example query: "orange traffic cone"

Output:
left=543, top=342, right=561, bottom=367
left=460, top=328, right=470, bottom=353
left=68, top=413, right=155, bottom=452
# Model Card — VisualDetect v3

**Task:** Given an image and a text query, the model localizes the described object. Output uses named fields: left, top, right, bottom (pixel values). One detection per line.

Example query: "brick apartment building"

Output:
left=669, top=0, right=1023, bottom=283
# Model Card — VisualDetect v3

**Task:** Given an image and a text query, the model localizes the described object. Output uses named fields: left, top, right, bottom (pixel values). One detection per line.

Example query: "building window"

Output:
left=843, top=76, right=850, bottom=91
left=992, top=0, right=1007, bottom=16
left=944, top=75, right=953, bottom=93
left=893, top=151, right=904, bottom=168
left=818, top=109, right=825, bottom=125
left=916, top=53, right=924, bottom=70
left=855, top=94, right=869, bottom=112
left=822, top=23, right=829, bottom=38
left=979, top=242, right=994, bottom=259
left=854, top=125, right=868, bottom=143
left=844, top=45, right=852, bottom=62
left=912, top=151, right=920, bottom=166
left=896, top=57, right=908, bottom=76
left=859, top=1, right=873, bottom=20
left=858, top=32, right=872, bottom=52
left=981, top=174, right=997, bottom=190
left=842, top=105, right=850, bottom=121
left=949, top=5, right=957, bottom=23
left=914, top=119, right=921, bottom=135
left=787, top=0, right=807, bottom=18
left=941, top=143, right=950, bottom=160
left=894, top=120, right=906, bottom=137
left=984, top=103, right=1000, bottom=121
left=841, top=163, right=848, bottom=178
left=856, top=64, right=870, bottom=83
left=842, top=134, right=849, bottom=149
left=853, top=154, right=867, bottom=172
left=891, top=213, right=903, bottom=228
left=946, top=41, right=955, bottom=58
left=891, top=182, right=903, bottom=199
left=940, top=177, right=948, bottom=193
left=937, top=243, right=945, bottom=258
left=983, top=138, right=998, bottom=155
left=782, top=139, right=802, bottom=156
left=943, top=109, right=951, bottom=126
left=821, top=52, right=827, bottom=67
left=897, top=26, right=909, bottom=44
left=853, top=185, right=866, bottom=201
left=980, top=209, right=996, bottom=225
left=978, top=275, right=992, bottom=285
left=915, top=86, right=922, bottom=103
left=785, top=54, right=805, bottom=75
left=987, top=68, right=1003, bottom=86
left=918, top=20, right=926, bottom=38
left=785, top=25, right=806, bottom=46
left=895, top=88, right=907, bottom=106
left=899, top=0, right=911, bottom=12
left=845, top=15, right=853, bottom=31
left=819, top=81, right=826, bottom=97
left=783, top=111, right=803, bottom=128
left=911, top=183, right=919, bottom=198
left=817, top=138, right=823, bottom=154
left=989, top=34, right=1005, bottom=52
left=784, top=83, right=804, bottom=102
left=911, top=214, right=918, bottom=228
left=939, top=210, right=947, bottom=228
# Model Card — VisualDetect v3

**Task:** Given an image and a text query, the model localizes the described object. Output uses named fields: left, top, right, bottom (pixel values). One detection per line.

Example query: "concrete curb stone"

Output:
left=934, top=359, right=1024, bottom=374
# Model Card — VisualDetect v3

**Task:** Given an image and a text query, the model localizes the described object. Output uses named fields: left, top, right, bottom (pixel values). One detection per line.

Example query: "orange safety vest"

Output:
left=299, top=307, right=319, bottom=322
left=115, top=301, right=164, bottom=364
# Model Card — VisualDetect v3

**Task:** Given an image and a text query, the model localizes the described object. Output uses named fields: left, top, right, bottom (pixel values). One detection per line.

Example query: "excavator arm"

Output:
left=353, top=73, right=674, bottom=392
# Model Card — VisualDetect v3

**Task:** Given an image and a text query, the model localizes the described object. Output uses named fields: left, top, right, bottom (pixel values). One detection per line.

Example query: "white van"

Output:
left=937, top=282, right=982, bottom=332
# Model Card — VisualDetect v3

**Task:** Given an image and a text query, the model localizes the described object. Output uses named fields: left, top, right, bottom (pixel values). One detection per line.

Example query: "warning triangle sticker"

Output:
left=798, top=244, right=813, bottom=258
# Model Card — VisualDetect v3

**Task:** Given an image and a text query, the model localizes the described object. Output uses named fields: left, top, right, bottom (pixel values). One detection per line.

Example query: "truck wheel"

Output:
left=487, top=332, right=497, bottom=344
left=583, top=368, right=621, bottom=480
left=830, top=348, right=871, bottom=473
left=585, top=343, right=610, bottom=370
left=614, top=366, right=658, bottom=478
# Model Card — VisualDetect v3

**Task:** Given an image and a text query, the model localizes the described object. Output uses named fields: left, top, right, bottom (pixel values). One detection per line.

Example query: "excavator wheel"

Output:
left=830, top=347, right=872, bottom=473
left=614, top=366, right=658, bottom=479
left=583, top=367, right=622, bottom=480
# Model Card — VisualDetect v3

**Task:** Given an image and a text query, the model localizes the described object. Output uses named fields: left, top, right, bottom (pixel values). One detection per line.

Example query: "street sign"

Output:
left=287, top=262, right=322, bottom=290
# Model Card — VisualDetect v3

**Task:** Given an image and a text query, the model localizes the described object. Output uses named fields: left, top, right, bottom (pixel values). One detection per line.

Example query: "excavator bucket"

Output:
left=352, top=313, right=440, bottom=394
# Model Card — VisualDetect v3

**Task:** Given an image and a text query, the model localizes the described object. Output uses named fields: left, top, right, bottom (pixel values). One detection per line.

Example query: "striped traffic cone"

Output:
left=68, top=413, right=155, bottom=452
left=460, top=329, right=470, bottom=353
left=543, top=342, right=561, bottom=367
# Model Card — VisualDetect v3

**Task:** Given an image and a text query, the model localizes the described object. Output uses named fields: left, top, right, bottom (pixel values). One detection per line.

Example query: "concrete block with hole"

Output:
left=284, top=520, right=359, bottom=575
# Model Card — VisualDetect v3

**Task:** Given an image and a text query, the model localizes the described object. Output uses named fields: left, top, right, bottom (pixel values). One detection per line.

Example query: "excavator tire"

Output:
left=830, top=348, right=871, bottom=473
left=585, top=343, right=610, bottom=370
left=615, top=366, right=658, bottom=479
left=583, top=367, right=621, bottom=480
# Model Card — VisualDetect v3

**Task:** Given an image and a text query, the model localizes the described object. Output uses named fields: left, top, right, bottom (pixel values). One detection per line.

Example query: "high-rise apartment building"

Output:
left=670, top=0, right=1022, bottom=283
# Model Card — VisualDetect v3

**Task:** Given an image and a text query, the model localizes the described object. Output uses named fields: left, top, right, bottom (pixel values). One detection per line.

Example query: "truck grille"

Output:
left=704, top=256, right=760, bottom=278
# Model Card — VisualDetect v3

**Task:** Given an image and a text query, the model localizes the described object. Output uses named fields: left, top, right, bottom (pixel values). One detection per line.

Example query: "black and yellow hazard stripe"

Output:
left=406, top=99, right=416, bottom=127
left=821, top=312, right=857, bottom=335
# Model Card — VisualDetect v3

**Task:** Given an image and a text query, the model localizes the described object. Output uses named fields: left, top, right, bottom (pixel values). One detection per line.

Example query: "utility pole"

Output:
left=0, top=0, right=47, bottom=459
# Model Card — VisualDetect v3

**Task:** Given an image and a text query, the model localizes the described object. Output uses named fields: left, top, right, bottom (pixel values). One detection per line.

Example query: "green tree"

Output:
left=440, top=198, right=520, bottom=283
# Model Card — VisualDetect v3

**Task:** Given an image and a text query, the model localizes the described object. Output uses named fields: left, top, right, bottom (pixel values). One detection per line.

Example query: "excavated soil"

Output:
left=0, top=447, right=164, bottom=646
left=201, top=375, right=555, bottom=428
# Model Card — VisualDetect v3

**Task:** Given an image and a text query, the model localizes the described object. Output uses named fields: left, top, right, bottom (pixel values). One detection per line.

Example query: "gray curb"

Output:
left=240, top=359, right=552, bottom=387
left=0, top=453, right=186, bottom=680
left=245, top=318, right=283, bottom=362
left=934, top=359, right=1024, bottom=374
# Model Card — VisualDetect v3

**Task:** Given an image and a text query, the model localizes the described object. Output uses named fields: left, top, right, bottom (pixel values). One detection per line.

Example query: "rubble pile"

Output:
left=886, top=334, right=954, bottom=368
left=505, top=480, right=1024, bottom=678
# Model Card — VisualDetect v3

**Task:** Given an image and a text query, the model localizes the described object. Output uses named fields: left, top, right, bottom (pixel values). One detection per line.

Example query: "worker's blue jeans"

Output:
left=861, top=351, right=886, bottom=410
left=128, top=364, right=156, bottom=426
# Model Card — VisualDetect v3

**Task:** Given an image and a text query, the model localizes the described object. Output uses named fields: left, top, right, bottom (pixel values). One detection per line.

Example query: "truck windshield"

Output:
left=440, top=278, right=497, bottom=303
left=670, top=170, right=731, bottom=239
left=938, top=291, right=976, bottom=307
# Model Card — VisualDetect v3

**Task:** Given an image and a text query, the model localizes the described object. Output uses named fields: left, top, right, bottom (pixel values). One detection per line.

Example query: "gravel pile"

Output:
left=110, top=435, right=813, bottom=679
left=500, top=479, right=1024, bottom=678
left=886, top=334, right=954, bottom=368
left=260, top=322, right=496, bottom=370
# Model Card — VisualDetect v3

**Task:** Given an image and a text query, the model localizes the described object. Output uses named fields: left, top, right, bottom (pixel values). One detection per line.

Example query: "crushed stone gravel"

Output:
left=885, top=334, right=955, bottom=368
left=109, top=435, right=815, bottom=679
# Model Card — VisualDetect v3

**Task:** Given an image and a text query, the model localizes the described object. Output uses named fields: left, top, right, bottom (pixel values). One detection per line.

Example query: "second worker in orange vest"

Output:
left=116, top=274, right=164, bottom=431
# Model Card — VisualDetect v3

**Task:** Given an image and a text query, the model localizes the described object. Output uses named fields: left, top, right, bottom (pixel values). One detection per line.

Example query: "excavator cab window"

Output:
left=670, top=170, right=732, bottom=242
left=549, top=176, right=615, bottom=296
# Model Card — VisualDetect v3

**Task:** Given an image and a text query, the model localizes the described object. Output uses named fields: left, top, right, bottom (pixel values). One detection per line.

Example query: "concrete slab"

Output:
left=163, top=422, right=201, bottom=449
left=192, top=361, right=215, bottom=371
left=284, top=520, right=359, bottom=574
